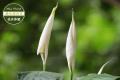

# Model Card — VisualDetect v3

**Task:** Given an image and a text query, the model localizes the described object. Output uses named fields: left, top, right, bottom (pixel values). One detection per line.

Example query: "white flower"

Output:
left=66, top=10, right=76, bottom=73
left=37, top=3, right=58, bottom=70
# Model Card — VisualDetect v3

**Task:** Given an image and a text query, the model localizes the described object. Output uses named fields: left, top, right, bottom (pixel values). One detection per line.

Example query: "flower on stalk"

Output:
left=37, top=3, right=58, bottom=71
left=66, top=10, right=76, bottom=73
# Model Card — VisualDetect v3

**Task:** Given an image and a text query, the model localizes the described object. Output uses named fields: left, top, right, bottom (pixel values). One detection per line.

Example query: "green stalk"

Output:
left=43, top=63, right=46, bottom=71
left=41, top=53, right=46, bottom=71
left=70, top=70, right=73, bottom=80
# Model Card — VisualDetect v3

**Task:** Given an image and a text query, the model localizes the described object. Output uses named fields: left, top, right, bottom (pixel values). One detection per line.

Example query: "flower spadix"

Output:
left=37, top=3, right=58, bottom=71
left=66, top=10, right=76, bottom=73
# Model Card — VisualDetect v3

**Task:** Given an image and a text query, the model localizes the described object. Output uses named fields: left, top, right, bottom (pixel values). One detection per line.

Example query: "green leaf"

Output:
left=76, top=73, right=120, bottom=80
left=18, top=71, right=63, bottom=80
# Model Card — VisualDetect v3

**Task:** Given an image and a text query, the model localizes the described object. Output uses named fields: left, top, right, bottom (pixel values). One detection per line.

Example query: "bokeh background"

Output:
left=0, top=0, right=120, bottom=80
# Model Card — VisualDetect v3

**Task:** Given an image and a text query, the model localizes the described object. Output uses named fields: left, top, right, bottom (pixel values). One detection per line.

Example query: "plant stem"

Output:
left=70, top=70, right=73, bottom=80
left=43, top=63, right=46, bottom=71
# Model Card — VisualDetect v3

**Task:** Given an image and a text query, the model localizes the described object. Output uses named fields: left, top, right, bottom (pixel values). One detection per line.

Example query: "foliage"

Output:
left=0, top=0, right=120, bottom=80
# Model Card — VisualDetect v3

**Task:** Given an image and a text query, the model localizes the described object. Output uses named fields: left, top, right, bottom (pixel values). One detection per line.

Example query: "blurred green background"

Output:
left=0, top=0, right=120, bottom=80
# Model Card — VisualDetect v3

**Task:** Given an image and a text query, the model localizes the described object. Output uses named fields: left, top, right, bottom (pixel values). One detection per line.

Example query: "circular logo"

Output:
left=3, top=3, right=25, bottom=25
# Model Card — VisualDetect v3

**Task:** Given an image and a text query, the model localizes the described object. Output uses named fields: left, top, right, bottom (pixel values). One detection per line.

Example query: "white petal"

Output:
left=66, top=10, right=76, bottom=72
left=37, top=4, right=57, bottom=55
left=37, top=4, right=58, bottom=65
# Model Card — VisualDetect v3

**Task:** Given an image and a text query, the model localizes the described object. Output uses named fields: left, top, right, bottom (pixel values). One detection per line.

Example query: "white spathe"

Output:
left=37, top=4, right=58, bottom=67
left=66, top=11, right=76, bottom=72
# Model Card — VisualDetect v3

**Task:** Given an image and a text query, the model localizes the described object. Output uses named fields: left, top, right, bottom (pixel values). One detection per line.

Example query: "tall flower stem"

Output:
left=70, top=70, right=73, bottom=80
left=43, top=63, right=46, bottom=71
left=41, top=53, right=46, bottom=71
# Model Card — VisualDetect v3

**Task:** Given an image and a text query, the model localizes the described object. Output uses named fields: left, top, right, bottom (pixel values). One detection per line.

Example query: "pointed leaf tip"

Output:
left=56, top=1, right=58, bottom=8
left=98, top=60, right=112, bottom=75
left=53, top=2, right=58, bottom=10
left=72, top=9, right=74, bottom=20
left=72, top=8, right=74, bottom=12
left=51, top=2, right=58, bottom=15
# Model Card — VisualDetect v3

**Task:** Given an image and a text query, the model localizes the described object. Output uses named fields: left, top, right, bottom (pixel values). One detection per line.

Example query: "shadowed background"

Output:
left=0, top=0, right=120, bottom=80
